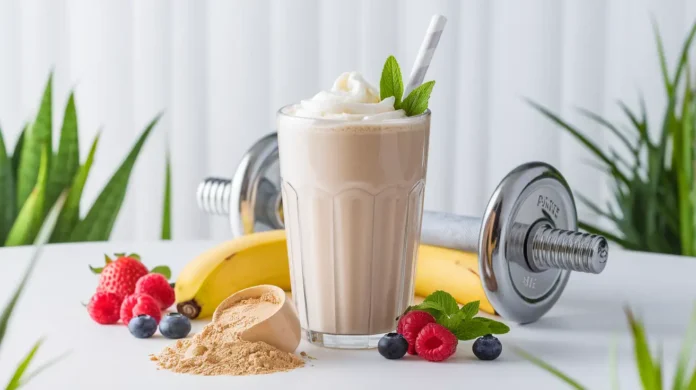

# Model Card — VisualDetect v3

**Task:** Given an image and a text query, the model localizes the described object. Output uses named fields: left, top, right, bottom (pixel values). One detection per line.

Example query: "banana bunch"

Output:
left=175, top=230, right=494, bottom=319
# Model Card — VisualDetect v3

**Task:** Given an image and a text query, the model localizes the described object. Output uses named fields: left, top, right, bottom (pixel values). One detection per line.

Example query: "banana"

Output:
left=414, top=245, right=495, bottom=314
left=175, top=230, right=494, bottom=319
left=175, top=230, right=291, bottom=319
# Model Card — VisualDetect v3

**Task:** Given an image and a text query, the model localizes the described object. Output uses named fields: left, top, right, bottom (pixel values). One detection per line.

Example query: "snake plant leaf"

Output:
left=0, top=127, right=16, bottom=244
left=161, top=150, right=171, bottom=240
left=50, top=132, right=99, bottom=243
left=70, top=115, right=160, bottom=242
left=47, top=92, right=79, bottom=209
left=0, top=193, right=65, bottom=387
left=515, top=348, right=586, bottom=390
left=17, top=74, right=52, bottom=210
left=672, top=306, right=696, bottom=390
left=11, top=124, right=26, bottom=181
left=5, top=338, right=43, bottom=390
left=626, top=308, right=661, bottom=390
left=5, top=147, right=49, bottom=246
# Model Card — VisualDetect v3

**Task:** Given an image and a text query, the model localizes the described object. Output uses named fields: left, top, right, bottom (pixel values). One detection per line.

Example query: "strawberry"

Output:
left=90, top=253, right=148, bottom=300
left=87, top=292, right=122, bottom=324
left=415, top=323, right=458, bottom=362
left=120, top=293, right=162, bottom=325
left=397, top=310, right=436, bottom=355
left=135, top=273, right=175, bottom=309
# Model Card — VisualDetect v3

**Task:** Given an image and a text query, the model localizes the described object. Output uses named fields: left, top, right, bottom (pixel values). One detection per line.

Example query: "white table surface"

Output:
left=0, top=240, right=694, bottom=389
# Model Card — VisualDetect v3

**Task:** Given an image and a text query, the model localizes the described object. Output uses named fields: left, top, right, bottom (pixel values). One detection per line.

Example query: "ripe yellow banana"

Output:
left=175, top=230, right=494, bottom=319
left=414, top=245, right=495, bottom=314
left=175, top=230, right=291, bottom=319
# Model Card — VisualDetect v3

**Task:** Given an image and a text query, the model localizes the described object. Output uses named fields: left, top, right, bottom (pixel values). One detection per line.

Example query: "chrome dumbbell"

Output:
left=196, top=133, right=608, bottom=323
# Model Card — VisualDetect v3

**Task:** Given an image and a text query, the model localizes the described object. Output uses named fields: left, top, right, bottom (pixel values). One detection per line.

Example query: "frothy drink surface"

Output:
left=278, top=113, right=430, bottom=335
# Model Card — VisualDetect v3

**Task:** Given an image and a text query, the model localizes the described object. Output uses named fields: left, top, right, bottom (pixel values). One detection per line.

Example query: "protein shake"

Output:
left=278, top=71, right=431, bottom=348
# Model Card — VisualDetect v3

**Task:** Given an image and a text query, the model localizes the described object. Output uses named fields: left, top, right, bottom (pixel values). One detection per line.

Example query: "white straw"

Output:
left=403, top=15, right=447, bottom=97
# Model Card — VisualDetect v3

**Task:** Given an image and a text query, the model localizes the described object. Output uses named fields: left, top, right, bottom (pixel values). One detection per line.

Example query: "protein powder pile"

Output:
left=151, top=293, right=304, bottom=376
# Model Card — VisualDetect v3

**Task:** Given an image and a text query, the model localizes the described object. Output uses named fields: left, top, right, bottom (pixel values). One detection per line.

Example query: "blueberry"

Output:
left=128, top=315, right=158, bottom=339
left=378, top=333, right=409, bottom=360
left=159, top=313, right=192, bottom=339
left=472, top=334, right=502, bottom=360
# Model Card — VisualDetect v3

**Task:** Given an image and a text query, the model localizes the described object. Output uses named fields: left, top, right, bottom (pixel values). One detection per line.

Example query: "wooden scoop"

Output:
left=212, top=285, right=301, bottom=353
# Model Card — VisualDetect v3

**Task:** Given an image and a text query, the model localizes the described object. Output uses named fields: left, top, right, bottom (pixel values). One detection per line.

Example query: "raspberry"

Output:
left=415, top=323, right=458, bottom=362
left=94, top=256, right=149, bottom=300
left=120, top=293, right=162, bottom=325
left=135, top=273, right=175, bottom=309
left=397, top=310, right=436, bottom=355
left=87, top=292, right=122, bottom=324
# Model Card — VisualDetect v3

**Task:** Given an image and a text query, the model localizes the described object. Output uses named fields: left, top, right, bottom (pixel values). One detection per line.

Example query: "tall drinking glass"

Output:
left=277, top=106, right=431, bottom=348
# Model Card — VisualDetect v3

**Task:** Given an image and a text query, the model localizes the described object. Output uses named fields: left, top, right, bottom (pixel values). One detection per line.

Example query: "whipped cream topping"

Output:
left=291, top=72, right=407, bottom=121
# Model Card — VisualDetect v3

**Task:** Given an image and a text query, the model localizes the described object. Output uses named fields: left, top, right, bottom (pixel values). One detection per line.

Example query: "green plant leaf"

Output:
left=17, top=350, right=69, bottom=388
left=439, top=311, right=466, bottom=332
left=17, top=73, right=52, bottom=210
left=670, top=21, right=696, bottom=90
left=610, top=337, right=620, bottom=390
left=5, top=339, right=43, bottom=390
left=47, top=92, right=79, bottom=209
left=5, top=147, right=49, bottom=246
left=452, top=317, right=509, bottom=340
left=50, top=132, right=99, bottom=243
left=421, top=290, right=459, bottom=315
left=653, top=18, right=673, bottom=95
left=527, top=99, right=629, bottom=184
left=161, top=150, right=171, bottom=240
left=676, top=66, right=694, bottom=256
left=400, top=81, right=435, bottom=117
left=0, top=127, right=17, bottom=245
left=0, top=188, right=61, bottom=344
left=70, top=115, right=161, bottom=242
left=11, top=125, right=26, bottom=181
left=618, top=100, right=652, bottom=149
left=626, top=308, right=660, bottom=390
left=576, top=107, right=636, bottom=153
left=515, top=347, right=587, bottom=390
left=460, top=300, right=480, bottom=320
left=673, top=306, right=696, bottom=390
left=380, top=55, right=404, bottom=109
left=150, top=265, right=171, bottom=280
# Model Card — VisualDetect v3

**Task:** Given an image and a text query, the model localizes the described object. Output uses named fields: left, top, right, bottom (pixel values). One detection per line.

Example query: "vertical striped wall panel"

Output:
left=0, top=0, right=693, bottom=242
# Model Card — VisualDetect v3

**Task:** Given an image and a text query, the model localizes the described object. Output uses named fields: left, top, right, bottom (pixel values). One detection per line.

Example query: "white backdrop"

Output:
left=0, top=0, right=695, bottom=242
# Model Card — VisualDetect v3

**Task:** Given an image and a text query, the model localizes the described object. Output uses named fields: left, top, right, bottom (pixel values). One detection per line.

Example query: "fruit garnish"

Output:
left=159, top=313, right=192, bottom=339
left=402, top=290, right=510, bottom=341
left=120, top=293, right=161, bottom=325
left=135, top=273, right=175, bottom=310
left=128, top=315, right=158, bottom=339
left=379, top=55, right=435, bottom=116
left=378, top=333, right=409, bottom=360
left=397, top=311, right=436, bottom=355
left=87, top=292, right=122, bottom=324
left=472, top=334, right=502, bottom=361
left=414, top=323, right=458, bottom=362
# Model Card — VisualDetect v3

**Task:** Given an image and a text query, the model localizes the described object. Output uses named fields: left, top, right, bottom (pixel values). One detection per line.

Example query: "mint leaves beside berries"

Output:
left=404, top=290, right=510, bottom=341
left=379, top=55, right=435, bottom=116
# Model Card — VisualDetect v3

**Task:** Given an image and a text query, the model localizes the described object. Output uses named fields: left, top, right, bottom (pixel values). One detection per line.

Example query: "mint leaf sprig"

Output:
left=379, top=55, right=435, bottom=116
left=403, top=290, right=510, bottom=341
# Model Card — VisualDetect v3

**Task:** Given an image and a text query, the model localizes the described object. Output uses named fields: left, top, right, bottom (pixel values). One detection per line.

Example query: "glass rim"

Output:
left=277, top=104, right=431, bottom=123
